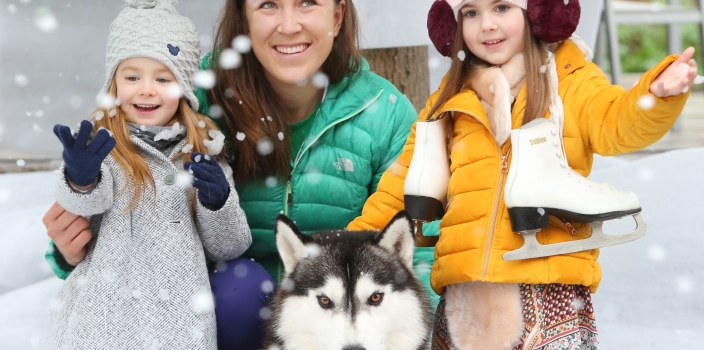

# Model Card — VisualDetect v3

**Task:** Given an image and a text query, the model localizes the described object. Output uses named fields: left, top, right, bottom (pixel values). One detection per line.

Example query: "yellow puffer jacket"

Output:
left=348, top=40, right=689, bottom=294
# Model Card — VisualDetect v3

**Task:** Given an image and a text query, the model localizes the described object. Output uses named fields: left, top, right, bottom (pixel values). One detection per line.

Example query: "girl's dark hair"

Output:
left=425, top=10, right=550, bottom=126
left=208, top=0, right=362, bottom=183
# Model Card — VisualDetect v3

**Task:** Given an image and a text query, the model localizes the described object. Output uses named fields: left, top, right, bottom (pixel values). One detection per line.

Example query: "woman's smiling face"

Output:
left=246, top=0, right=345, bottom=89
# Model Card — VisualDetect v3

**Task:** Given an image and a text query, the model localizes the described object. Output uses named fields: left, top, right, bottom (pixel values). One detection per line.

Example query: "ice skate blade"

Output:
left=502, top=213, right=647, bottom=261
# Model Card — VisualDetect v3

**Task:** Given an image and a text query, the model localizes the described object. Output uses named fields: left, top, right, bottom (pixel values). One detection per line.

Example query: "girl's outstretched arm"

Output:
left=190, top=156, right=252, bottom=262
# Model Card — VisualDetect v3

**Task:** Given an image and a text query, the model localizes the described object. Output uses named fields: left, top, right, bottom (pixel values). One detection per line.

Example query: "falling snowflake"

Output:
left=219, top=48, right=242, bottom=69
left=204, top=129, right=226, bottom=155
left=154, top=122, right=184, bottom=141
left=257, top=137, right=274, bottom=155
left=232, top=35, right=251, bottom=53
left=267, top=116, right=273, bottom=121
left=34, top=6, right=59, bottom=33
left=540, top=65, right=547, bottom=73
left=694, top=75, right=704, bottom=84
left=168, top=83, right=183, bottom=98
left=280, top=278, right=295, bottom=292
left=647, top=244, right=666, bottom=262
left=42, top=96, right=50, bottom=104
left=32, top=123, right=42, bottom=133
left=235, top=131, right=246, bottom=141
left=637, top=95, right=655, bottom=111
left=95, top=111, right=105, bottom=121
left=258, top=306, right=272, bottom=320
left=457, top=50, right=466, bottom=61
left=197, top=120, right=206, bottom=128
left=208, top=104, right=223, bottom=119
left=571, top=297, right=585, bottom=311
left=16, top=159, right=25, bottom=167
left=277, top=132, right=284, bottom=141
left=261, top=280, right=275, bottom=294
left=34, top=110, right=44, bottom=118
left=234, top=262, right=249, bottom=277
left=14, top=74, right=28, bottom=87
left=176, top=171, right=193, bottom=187
left=312, top=71, right=328, bottom=89
left=304, top=243, right=321, bottom=259
left=96, top=92, right=116, bottom=109
left=428, top=57, right=441, bottom=70
left=194, top=70, right=216, bottom=89
left=191, top=289, right=215, bottom=313
left=265, top=176, right=278, bottom=188
left=8, top=4, right=17, bottom=14
left=225, top=88, right=235, bottom=98
left=132, top=290, right=142, bottom=299
left=182, top=143, right=193, bottom=153
left=327, top=31, right=333, bottom=36
left=109, top=109, right=117, bottom=118
left=489, top=84, right=495, bottom=93
left=389, top=94, right=397, bottom=104
left=675, top=275, right=694, bottom=295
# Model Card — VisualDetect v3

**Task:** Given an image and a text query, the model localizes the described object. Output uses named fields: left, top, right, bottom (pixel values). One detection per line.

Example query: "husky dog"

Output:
left=264, top=211, right=433, bottom=350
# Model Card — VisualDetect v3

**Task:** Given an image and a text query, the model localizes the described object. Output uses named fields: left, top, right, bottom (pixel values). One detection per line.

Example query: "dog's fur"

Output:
left=264, top=211, right=433, bottom=350
left=445, top=281, right=525, bottom=350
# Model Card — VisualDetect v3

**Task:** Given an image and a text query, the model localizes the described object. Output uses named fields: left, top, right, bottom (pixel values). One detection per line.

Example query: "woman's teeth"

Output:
left=275, top=44, right=308, bottom=54
left=135, top=104, right=159, bottom=110
left=484, top=39, right=504, bottom=45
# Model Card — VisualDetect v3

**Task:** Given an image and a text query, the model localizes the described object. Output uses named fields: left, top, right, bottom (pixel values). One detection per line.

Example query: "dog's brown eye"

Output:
left=318, top=295, right=333, bottom=309
left=368, top=292, right=384, bottom=306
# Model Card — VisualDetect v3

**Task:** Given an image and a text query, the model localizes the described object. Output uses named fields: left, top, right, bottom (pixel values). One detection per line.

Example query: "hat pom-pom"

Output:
left=427, top=0, right=458, bottom=57
left=528, top=0, right=580, bottom=44
left=125, top=0, right=177, bottom=9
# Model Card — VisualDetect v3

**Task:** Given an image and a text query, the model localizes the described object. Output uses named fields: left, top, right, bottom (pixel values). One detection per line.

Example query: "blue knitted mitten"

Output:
left=53, top=120, right=116, bottom=187
left=185, top=152, right=230, bottom=211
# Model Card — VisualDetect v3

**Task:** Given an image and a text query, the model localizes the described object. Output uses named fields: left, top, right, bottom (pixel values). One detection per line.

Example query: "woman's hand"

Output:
left=649, top=47, right=698, bottom=98
left=43, top=201, right=92, bottom=266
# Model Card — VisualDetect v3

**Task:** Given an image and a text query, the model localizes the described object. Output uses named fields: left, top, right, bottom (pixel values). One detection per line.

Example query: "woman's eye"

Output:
left=157, top=78, right=170, bottom=84
left=126, top=77, right=138, bottom=81
left=261, top=1, right=276, bottom=9
left=496, top=5, right=509, bottom=12
left=301, top=0, right=316, bottom=6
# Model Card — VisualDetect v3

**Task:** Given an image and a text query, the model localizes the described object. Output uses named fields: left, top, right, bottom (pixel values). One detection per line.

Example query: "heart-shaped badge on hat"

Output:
left=167, top=44, right=180, bottom=56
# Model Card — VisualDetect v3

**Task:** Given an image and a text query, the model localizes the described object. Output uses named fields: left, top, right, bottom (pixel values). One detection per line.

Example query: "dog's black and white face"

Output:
left=265, top=211, right=432, bottom=350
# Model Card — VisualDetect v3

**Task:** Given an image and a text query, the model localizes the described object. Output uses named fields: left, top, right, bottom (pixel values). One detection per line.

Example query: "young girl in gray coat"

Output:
left=45, top=1, right=252, bottom=349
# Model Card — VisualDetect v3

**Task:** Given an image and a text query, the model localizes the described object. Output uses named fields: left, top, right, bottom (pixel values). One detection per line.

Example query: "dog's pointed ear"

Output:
left=275, top=215, right=307, bottom=274
left=377, top=211, right=415, bottom=269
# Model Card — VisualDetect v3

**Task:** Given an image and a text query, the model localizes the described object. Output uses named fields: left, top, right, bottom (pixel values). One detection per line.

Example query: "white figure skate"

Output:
left=503, top=118, right=646, bottom=260
left=404, top=117, right=451, bottom=247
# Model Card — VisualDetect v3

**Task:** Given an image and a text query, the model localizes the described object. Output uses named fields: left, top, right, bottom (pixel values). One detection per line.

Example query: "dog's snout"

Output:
left=342, top=346, right=365, bottom=350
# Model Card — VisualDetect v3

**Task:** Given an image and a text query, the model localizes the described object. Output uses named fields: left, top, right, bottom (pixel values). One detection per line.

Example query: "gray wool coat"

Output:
left=46, top=135, right=252, bottom=350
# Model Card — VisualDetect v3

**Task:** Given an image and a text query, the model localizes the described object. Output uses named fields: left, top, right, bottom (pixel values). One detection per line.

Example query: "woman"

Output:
left=43, top=0, right=437, bottom=348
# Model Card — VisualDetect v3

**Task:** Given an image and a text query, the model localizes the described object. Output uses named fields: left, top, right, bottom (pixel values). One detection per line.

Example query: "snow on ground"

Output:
left=0, top=149, right=702, bottom=349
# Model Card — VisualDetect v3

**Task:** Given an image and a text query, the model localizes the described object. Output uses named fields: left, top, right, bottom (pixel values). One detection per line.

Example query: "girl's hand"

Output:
left=184, top=152, right=230, bottom=211
left=43, top=201, right=92, bottom=266
left=53, top=120, right=116, bottom=187
left=649, top=47, right=698, bottom=98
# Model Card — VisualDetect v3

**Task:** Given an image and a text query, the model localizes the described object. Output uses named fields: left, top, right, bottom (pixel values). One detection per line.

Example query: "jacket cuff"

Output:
left=45, top=241, right=75, bottom=280
left=634, top=54, right=691, bottom=117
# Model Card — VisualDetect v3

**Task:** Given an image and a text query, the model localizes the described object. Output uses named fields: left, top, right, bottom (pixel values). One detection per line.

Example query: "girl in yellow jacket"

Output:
left=347, top=0, right=698, bottom=349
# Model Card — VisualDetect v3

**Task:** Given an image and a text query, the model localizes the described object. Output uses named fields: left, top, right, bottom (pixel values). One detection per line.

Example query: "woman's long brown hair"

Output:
left=208, top=0, right=363, bottom=183
left=426, top=10, right=550, bottom=126
left=90, top=79, right=223, bottom=211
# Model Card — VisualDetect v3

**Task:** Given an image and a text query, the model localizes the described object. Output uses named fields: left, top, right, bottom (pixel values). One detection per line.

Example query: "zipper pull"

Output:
left=501, top=155, right=508, bottom=173
left=561, top=219, right=578, bottom=236
left=287, top=175, right=293, bottom=206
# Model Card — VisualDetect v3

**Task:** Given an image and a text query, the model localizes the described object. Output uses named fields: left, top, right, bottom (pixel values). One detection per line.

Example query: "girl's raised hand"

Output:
left=649, top=47, right=698, bottom=98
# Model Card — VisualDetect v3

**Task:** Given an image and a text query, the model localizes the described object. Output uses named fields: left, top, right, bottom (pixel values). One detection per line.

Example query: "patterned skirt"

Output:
left=431, top=284, right=599, bottom=350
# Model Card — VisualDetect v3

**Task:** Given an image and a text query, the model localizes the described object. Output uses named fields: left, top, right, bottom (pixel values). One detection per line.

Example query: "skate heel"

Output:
left=404, top=195, right=445, bottom=222
left=508, top=207, right=549, bottom=232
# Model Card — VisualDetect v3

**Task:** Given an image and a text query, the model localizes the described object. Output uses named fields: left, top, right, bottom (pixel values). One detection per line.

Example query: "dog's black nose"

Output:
left=342, top=346, right=365, bottom=350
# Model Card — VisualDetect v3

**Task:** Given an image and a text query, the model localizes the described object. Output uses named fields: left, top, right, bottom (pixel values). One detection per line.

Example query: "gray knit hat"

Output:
left=101, top=0, right=200, bottom=111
